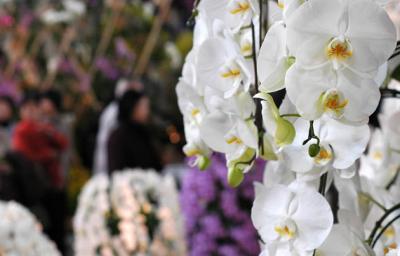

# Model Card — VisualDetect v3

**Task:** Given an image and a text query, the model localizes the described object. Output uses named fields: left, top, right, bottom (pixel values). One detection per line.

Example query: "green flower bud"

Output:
left=275, top=117, right=296, bottom=146
left=226, top=148, right=256, bottom=187
left=228, top=166, right=244, bottom=188
left=308, top=143, right=321, bottom=157
left=197, top=155, right=211, bottom=171
left=286, top=56, right=296, bottom=67
left=260, top=134, right=278, bottom=160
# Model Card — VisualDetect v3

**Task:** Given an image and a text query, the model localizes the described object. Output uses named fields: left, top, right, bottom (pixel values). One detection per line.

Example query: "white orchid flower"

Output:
left=198, top=0, right=259, bottom=32
left=373, top=226, right=400, bottom=256
left=360, top=129, right=399, bottom=188
left=252, top=183, right=333, bottom=252
left=282, top=117, right=370, bottom=179
left=176, top=79, right=206, bottom=125
left=182, top=121, right=212, bottom=168
left=260, top=243, right=313, bottom=256
left=384, top=112, right=400, bottom=153
left=176, top=80, right=211, bottom=166
left=386, top=249, right=400, bottom=256
left=204, top=86, right=255, bottom=119
left=197, top=37, right=253, bottom=98
left=199, top=110, right=258, bottom=186
left=257, top=22, right=294, bottom=93
left=335, top=172, right=393, bottom=224
left=286, top=63, right=380, bottom=124
left=263, top=161, right=296, bottom=187
left=286, top=0, right=396, bottom=74
left=375, top=62, right=388, bottom=88
left=315, top=224, right=374, bottom=256
left=200, top=111, right=258, bottom=160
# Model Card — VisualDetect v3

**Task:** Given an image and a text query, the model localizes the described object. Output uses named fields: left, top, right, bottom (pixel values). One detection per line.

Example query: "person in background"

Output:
left=0, top=95, right=48, bottom=225
left=93, top=79, right=143, bottom=175
left=0, top=95, right=15, bottom=154
left=107, top=90, right=162, bottom=174
left=12, top=91, right=68, bottom=253
left=39, top=90, right=72, bottom=184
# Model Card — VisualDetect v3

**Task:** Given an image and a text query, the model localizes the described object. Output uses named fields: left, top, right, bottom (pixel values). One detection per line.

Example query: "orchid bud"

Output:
left=228, top=166, right=244, bottom=188
left=197, top=155, right=211, bottom=171
left=260, top=134, right=278, bottom=160
left=226, top=148, right=256, bottom=187
left=287, top=56, right=296, bottom=67
left=275, top=117, right=296, bottom=146
left=308, top=143, right=321, bottom=157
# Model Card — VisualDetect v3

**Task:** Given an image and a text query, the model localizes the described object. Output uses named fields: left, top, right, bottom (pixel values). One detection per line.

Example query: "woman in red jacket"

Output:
left=11, top=92, right=68, bottom=253
left=12, top=93, right=68, bottom=189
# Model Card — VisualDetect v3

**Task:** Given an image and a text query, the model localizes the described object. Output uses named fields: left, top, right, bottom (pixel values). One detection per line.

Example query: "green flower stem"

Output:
left=318, top=173, right=328, bottom=196
left=251, top=22, right=265, bottom=151
left=359, top=192, right=387, bottom=211
left=371, top=214, right=400, bottom=248
left=280, top=113, right=301, bottom=118
left=381, top=88, right=400, bottom=98
left=367, top=203, right=400, bottom=245
left=303, top=121, right=320, bottom=146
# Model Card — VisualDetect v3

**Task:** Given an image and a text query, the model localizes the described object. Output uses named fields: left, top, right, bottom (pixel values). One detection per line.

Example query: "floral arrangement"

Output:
left=73, top=169, right=186, bottom=256
left=181, top=153, right=264, bottom=256
left=177, top=0, right=400, bottom=255
left=0, top=0, right=191, bottom=104
left=0, top=200, right=60, bottom=256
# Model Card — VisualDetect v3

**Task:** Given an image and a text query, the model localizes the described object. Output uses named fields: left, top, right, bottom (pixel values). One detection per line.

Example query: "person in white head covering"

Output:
left=93, top=79, right=142, bottom=174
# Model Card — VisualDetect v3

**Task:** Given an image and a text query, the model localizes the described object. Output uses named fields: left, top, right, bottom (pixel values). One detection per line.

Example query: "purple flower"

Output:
left=115, top=37, right=135, bottom=60
left=181, top=153, right=265, bottom=256
left=95, top=57, right=119, bottom=80
left=0, top=78, right=20, bottom=102
left=218, top=245, right=240, bottom=256
left=200, top=214, right=225, bottom=238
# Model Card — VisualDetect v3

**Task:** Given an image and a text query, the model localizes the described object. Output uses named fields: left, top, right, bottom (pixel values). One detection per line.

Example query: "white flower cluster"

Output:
left=177, top=0, right=400, bottom=255
left=74, top=169, right=186, bottom=256
left=0, top=201, right=60, bottom=256
left=40, top=0, right=86, bottom=25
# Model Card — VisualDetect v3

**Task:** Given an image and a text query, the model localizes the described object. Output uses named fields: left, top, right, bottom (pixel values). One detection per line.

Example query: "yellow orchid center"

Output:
left=372, top=151, right=383, bottom=160
left=230, top=2, right=250, bottom=15
left=275, top=226, right=295, bottom=238
left=226, top=136, right=243, bottom=145
left=383, top=243, right=397, bottom=255
left=184, top=148, right=201, bottom=157
left=191, top=108, right=200, bottom=117
left=274, top=219, right=297, bottom=240
left=384, top=226, right=396, bottom=239
left=314, top=146, right=333, bottom=166
left=241, top=43, right=252, bottom=56
left=322, top=90, right=349, bottom=118
left=278, top=0, right=284, bottom=9
left=221, top=68, right=241, bottom=79
left=326, top=38, right=353, bottom=60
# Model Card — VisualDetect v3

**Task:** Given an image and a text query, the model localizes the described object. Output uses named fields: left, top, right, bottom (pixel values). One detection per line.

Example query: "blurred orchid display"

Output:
left=177, top=0, right=400, bottom=255
left=0, top=201, right=61, bottom=256
left=0, top=0, right=192, bottom=106
left=73, top=169, right=186, bottom=256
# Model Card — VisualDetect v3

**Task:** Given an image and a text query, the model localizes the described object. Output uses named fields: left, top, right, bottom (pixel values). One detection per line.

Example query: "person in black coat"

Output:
left=107, top=90, right=162, bottom=174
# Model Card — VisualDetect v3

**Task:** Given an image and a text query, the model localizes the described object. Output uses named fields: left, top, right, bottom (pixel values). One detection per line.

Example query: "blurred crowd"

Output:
left=0, top=79, right=181, bottom=254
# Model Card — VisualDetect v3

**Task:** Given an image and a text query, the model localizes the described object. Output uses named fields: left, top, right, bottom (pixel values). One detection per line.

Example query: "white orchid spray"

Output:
left=0, top=201, right=61, bottom=256
left=177, top=0, right=400, bottom=255
left=73, top=169, right=186, bottom=256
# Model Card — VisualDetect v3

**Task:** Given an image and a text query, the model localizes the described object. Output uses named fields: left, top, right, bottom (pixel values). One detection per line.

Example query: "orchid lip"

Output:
left=326, top=37, right=353, bottom=62
left=321, top=89, right=348, bottom=119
